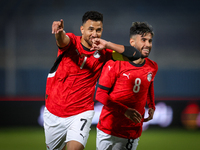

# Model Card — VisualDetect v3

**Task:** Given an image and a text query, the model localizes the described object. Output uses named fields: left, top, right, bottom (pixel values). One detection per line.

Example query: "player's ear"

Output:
left=80, top=26, right=84, bottom=34
left=130, top=38, right=135, bottom=47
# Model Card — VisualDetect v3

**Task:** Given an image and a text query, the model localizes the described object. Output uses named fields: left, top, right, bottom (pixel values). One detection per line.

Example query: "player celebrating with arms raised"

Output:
left=43, top=11, right=141, bottom=150
left=95, top=22, right=158, bottom=150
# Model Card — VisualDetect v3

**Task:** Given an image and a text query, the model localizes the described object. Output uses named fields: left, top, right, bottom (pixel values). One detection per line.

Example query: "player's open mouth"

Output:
left=142, top=49, right=149, bottom=53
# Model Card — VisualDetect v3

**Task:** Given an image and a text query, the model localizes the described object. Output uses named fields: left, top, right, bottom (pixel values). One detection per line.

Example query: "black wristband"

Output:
left=122, top=46, right=141, bottom=61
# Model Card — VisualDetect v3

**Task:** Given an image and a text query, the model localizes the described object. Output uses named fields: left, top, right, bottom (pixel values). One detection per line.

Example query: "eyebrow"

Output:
left=88, top=26, right=102, bottom=30
left=141, top=37, right=153, bottom=41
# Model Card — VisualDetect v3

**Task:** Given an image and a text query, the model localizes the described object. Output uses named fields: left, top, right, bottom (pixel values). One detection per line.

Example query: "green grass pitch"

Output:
left=0, top=126, right=199, bottom=150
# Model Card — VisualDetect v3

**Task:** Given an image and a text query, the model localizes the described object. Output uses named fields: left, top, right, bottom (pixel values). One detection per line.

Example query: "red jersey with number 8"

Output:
left=96, top=59, right=158, bottom=139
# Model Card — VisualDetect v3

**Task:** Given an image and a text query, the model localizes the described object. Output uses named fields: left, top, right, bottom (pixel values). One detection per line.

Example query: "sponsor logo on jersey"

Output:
left=147, top=72, right=153, bottom=82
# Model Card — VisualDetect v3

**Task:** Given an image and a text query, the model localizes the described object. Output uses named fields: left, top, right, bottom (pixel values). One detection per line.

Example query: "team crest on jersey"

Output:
left=147, top=72, right=153, bottom=82
left=93, top=50, right=101, bottom=58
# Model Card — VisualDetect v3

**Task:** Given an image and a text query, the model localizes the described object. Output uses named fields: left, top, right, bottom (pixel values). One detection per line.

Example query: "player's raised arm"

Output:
left=91, top=38, right=141, bottom=61
left=52, top=19, right=70, bottom=48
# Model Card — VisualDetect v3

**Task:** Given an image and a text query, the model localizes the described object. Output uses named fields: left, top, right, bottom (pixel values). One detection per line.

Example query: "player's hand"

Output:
left=52, top=19, right=64, bottom=34
left=124, top=108, right=142, bottom=123
left=91, top=38, right=107, bottom=51
left=143, top=108, right=154, bottom=122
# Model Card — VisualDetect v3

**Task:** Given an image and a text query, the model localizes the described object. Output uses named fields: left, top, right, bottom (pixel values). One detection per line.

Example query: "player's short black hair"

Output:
left=130, top=22, right=154, bottom=38
left=82, top=11, right=103, bottom=25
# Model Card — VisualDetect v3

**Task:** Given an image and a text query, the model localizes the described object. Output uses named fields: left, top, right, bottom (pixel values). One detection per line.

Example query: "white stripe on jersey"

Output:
left=48, top=72, right=56, bottom=78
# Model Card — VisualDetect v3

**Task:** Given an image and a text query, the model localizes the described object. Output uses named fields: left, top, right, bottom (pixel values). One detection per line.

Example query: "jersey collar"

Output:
left=129, top=59, right=146, bottom=67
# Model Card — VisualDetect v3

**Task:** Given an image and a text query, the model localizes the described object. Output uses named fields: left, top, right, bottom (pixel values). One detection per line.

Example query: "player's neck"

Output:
left=81, top=38, right=91, bottom=49
left=133, top=58, right=145, bottom=64
left=122, top=56, right=145, bottom=64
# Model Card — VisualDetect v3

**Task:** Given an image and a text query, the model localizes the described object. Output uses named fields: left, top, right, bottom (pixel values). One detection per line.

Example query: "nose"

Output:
left=145, top=41, right=151, bottom=47
left=92, top=30, right=97, bottom=37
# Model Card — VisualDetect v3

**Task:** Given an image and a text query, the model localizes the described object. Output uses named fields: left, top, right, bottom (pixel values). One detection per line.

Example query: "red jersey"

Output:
left=45, top=33, right=112, bottom=117
left=96, top=58, right=158, bottom=139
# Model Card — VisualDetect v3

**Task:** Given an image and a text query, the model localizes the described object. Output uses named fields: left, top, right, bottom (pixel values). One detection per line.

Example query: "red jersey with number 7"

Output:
left=45, top=33, right=112, bottom=117
left=96, top=59, right=158, bottom=139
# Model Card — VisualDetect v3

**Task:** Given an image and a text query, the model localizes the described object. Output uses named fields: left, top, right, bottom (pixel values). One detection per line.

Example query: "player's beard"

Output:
left=81, top=33, right=92, bottom=47
left=140, top=54, right=145, bottom=58
left=141, top=52, right=149, bottom=58
left=84, top=37, right=93, bottom=47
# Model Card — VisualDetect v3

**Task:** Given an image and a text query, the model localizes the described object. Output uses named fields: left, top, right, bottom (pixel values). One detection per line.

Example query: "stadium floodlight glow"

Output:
left=38, top=105, right=45, bottom=127
left=37, top=102, right=173, bottom=129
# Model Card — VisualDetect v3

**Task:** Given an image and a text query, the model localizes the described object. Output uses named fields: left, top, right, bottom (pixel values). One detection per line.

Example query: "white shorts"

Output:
left=43, top=107, right=95, bottom=150
left=96, top=128, right=139, bottom=150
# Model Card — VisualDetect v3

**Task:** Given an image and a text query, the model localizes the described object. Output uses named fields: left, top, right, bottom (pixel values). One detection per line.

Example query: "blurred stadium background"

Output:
left=0, top=0, right=200, bottom=149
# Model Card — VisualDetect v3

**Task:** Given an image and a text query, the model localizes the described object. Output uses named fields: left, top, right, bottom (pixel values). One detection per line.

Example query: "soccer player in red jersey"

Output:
left=43, top=11, right=141, bottom=150
left=95, top=22, right=158, bottom=150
